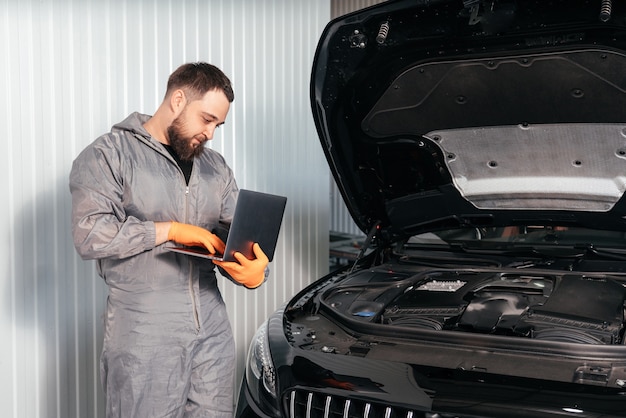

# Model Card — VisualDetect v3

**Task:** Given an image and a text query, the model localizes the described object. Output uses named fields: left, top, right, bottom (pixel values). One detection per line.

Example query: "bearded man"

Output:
left=69, top=62, right=268, bottom=418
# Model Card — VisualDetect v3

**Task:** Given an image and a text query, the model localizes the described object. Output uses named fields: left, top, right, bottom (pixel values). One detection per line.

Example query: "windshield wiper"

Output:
left=574, top=243, right=626, bottom=261
left=474, top=242, right=626, bottom=262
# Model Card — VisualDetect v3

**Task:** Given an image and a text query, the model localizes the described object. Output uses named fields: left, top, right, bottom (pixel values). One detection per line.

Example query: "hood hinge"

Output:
left=348, top=221, right=381, bottom=274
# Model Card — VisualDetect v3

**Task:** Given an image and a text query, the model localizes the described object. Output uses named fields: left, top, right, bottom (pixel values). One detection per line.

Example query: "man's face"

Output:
left=167, top=89, right=231, bottom=161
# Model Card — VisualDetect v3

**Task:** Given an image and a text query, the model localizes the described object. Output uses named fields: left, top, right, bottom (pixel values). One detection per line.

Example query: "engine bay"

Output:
left=320, top=266, right=626, bottom=345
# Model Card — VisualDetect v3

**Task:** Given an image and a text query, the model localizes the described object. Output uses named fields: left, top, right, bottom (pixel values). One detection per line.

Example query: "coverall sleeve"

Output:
left=69, top=138, right=156, bottom=260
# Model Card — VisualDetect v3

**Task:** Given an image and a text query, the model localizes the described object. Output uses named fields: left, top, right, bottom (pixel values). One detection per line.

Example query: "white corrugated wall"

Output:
left=331, top=0, right=385, bottom=19
left=0, top=0, right=330, bottom=416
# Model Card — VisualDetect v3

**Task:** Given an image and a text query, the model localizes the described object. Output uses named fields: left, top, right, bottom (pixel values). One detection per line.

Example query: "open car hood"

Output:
left=311, top=0, right=626, bottom=243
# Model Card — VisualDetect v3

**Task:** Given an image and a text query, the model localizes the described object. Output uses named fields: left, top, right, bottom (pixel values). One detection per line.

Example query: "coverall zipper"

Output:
left=184, top=185, right=202, bottom=333
left=156, top=141, right=202, bottom=334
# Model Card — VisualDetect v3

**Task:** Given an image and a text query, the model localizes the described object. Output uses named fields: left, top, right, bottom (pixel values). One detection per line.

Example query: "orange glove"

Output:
left=213, top=243, right=269, bottom=288
left=167, top=222, right=226, bottom=254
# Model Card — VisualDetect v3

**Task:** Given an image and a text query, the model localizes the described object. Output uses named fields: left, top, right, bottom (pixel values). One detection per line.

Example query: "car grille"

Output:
left=283, top=389, right=428, bottom=418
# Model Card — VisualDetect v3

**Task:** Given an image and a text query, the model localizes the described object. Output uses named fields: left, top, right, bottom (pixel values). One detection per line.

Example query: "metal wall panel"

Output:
left=0, top=0, right=331, bottom=416
left=331, top=0, right=385, bottom=18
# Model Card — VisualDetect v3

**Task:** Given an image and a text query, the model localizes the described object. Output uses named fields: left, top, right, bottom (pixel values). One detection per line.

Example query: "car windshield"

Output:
left=408, top=226, right=626, bottom=250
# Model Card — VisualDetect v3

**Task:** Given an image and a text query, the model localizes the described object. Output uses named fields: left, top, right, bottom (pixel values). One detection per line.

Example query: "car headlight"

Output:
left=247, top=319, right=277, bottom=398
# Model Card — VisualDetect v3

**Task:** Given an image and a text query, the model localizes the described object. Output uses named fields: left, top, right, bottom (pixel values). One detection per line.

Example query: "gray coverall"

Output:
left=69, top=112, right=239, bottom=417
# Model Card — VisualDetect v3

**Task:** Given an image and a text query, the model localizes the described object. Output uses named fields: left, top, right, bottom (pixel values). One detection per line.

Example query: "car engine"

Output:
left=321, top=267, right=626, bottom=345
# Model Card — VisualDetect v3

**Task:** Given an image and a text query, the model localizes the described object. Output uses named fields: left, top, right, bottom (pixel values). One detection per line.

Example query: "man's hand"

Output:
left=167, top=222, right=226, bottom=254
left=213, top=243, right=269, bottom=288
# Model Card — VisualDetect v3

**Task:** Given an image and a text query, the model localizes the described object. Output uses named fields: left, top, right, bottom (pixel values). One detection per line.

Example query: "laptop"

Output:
left=166, top=189, right=287, bottom=262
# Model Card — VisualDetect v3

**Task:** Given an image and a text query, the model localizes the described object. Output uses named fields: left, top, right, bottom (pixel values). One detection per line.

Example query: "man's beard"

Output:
left=167, top=113, right=205, bottom=161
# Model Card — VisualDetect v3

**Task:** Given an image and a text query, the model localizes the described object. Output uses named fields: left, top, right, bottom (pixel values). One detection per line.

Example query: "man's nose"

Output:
left=203, top=126, right=215, bottom=141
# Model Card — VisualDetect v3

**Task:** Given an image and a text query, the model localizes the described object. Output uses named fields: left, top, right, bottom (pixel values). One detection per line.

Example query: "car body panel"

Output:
left=310, top=0, right=626, bottom=240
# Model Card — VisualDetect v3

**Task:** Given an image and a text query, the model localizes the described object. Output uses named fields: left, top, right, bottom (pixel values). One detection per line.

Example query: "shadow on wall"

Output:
left=4, top=172, right=106, bottom=417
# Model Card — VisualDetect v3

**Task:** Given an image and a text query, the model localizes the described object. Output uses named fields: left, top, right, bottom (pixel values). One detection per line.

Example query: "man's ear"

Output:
left=169, top=89, right=186, bottom=113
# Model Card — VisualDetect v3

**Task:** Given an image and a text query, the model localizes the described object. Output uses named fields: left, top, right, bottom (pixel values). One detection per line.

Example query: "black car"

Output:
left=236, top=1, right=626, bottom=416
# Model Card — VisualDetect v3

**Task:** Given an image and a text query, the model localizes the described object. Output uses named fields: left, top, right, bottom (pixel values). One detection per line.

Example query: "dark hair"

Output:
left=165, top=62, right=234, bottom=102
